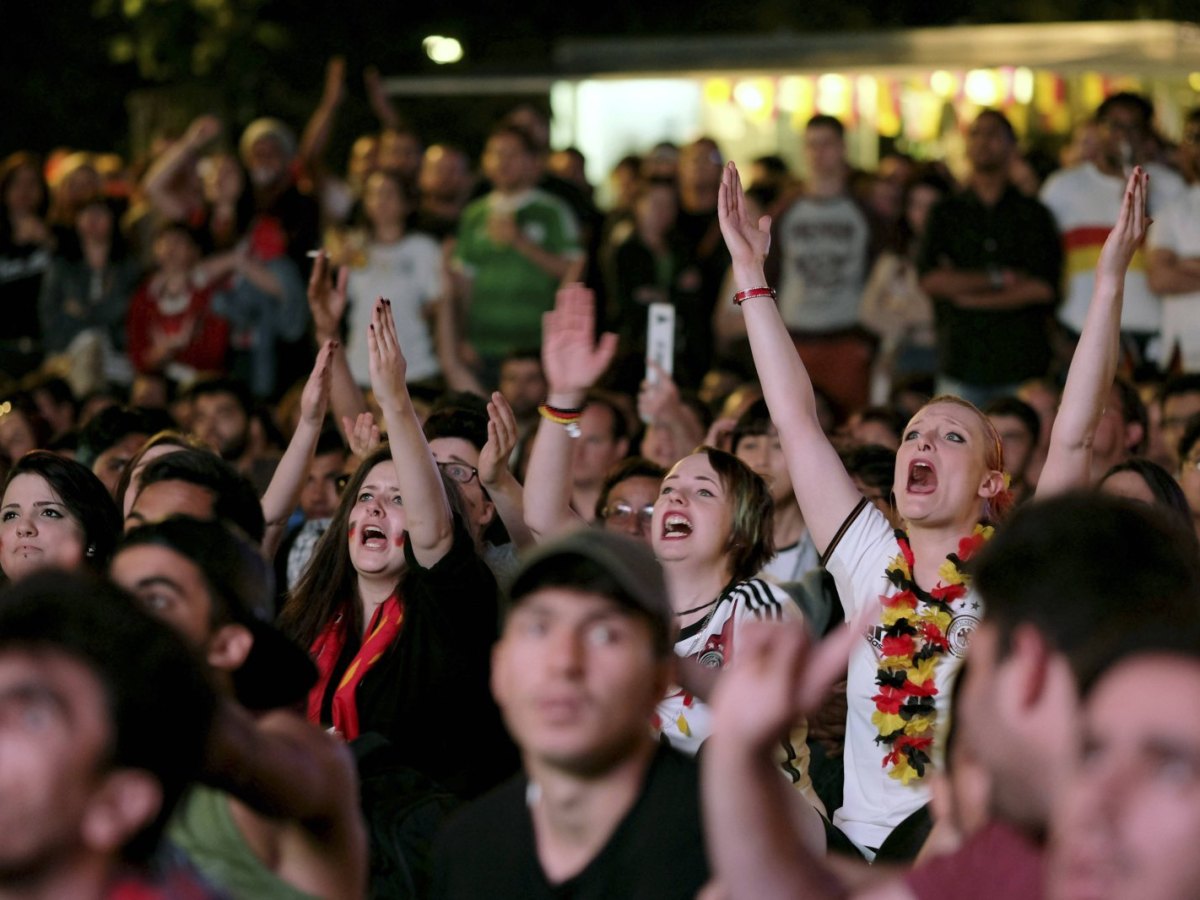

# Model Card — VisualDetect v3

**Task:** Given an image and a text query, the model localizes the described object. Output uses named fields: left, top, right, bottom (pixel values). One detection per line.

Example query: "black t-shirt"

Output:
left=917, top=184, right=1062, bottom=386
left=664, top=206, right=729, bottom=387
left=431, top=744, right=710, bottom=900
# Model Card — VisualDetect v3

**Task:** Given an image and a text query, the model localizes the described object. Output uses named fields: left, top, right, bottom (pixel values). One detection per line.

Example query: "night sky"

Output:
left=3, top=0, right=1196, bottom=157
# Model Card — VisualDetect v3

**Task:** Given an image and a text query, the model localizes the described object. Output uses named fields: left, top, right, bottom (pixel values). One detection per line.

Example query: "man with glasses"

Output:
left=593, top=457, right=665, bottom=545
left=1148, top=108, right=1200, bottom=372
left=1041, top=93, right=1185, bottom=366
left=423, top=404, right=533, bottom=589
left=570, top=393, right=631, bottom=524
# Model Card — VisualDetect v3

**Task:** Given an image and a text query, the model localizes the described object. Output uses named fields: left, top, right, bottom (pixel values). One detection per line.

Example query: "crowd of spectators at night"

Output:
left=2, top=56, right=1200, bottom=900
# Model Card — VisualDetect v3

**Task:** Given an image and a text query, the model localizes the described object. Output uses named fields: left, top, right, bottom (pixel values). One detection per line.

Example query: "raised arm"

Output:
left=477, top=391, right=535, bottom=550
left=204, top=702, right=367, bottom=898
left=1037, top=168, right=1148, bottom=497
left=718, top=163, right=862, bottom=552
left=638, top=363, right=706, bottom=463
left=364, top=66, right=402, bottom=132
left=308, top=251, right=368, bottom=446
left=142, top=115, right=221, bottom=222
left=703, top=620, right=892, bottom=900
left=368, top=298, right=454, bottom=566
left=298, top=57, right=346, bottom=178
left=260, top=340, right=334, bottom=557
left=434, top=261, right=487, bottom=395
left=523, top=283, right=618, bottom=541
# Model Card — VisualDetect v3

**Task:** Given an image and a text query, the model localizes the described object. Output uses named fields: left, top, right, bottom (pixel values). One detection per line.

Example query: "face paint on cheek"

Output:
left=348, top=525, right=357, bottom=541
left=394, top=535, right=406, bottom=548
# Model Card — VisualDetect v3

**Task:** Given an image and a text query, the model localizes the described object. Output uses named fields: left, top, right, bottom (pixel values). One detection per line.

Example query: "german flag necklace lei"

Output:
left=872, top=523, right=993, bottom=784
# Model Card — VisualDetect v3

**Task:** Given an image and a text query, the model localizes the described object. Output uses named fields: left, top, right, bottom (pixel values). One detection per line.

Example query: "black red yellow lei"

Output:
left=872, top=524, right=993, bottom=784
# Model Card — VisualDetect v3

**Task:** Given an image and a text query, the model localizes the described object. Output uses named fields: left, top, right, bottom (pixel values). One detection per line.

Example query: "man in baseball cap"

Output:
left=432, top=529, right=709, bottom=899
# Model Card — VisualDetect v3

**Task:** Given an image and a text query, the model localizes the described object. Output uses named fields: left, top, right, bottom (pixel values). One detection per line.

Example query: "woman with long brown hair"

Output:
left=280, top=298, right=515, bottom=798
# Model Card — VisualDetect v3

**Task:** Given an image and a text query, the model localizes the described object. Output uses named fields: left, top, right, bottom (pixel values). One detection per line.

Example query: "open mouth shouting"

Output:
left=662, top=512, right=693, bottom=540
left=360, top=524, right=388, bottom=549
left=906, top=460, right=938, bottom=494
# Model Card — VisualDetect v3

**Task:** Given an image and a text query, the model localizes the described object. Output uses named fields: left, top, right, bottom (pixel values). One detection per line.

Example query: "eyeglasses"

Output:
left=335, top=462, right=480, bottom=495
left=600, top=502, right=655, bottom=527
left=437, top=461, right=480, bottom=485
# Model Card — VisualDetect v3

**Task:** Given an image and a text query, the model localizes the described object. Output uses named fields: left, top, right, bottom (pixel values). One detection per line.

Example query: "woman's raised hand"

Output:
left=717, top=162, right=772, bottom=275
left=1097, top=166, right=1150, bottom=280
left=366, top=298, right=408, bottom=410
left=478, top=392, right=519, bottom=487
left=299, top=340, right=336, bottom=427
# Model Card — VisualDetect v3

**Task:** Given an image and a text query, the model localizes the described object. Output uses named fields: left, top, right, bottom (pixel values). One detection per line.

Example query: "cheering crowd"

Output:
left=2, top=60, right=1200, bottom=899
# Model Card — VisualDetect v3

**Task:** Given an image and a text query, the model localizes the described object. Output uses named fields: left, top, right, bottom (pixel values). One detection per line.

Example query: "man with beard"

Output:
left=414, top=144, right=475, bottom=242
left=1040, top=93, right=1184, bottom=368
left=186, top=377, right=278, bottom=494
left=237, top=118, right=319, bottom=273
left=917, top=109, right=1062, bottom=407
left=1147, top=107, right=1200, bottom=372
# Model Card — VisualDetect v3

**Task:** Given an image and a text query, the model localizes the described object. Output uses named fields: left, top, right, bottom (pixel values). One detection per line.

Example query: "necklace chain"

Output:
left=674, top=597, right=721, bottom=618
left=678, top=581, right=739, bottom=660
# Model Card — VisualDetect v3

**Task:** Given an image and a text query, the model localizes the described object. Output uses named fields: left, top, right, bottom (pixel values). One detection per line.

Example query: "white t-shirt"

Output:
left=657, top=578, right=817, bottom=805
left=1040, top=161, right=1185, bottom=336
left=825, top=501, right=982, bottom=855
left=1148, top=184, right=1200, bottom=371
left=776, top=195, right=873, bottom=332
left=346, top=235, right=444, bottom=384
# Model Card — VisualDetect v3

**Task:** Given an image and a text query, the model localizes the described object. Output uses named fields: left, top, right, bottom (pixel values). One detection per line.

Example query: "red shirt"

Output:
left=906, top=819, right=1044, bottom=900
left=127, top=276, right=229, bottom=375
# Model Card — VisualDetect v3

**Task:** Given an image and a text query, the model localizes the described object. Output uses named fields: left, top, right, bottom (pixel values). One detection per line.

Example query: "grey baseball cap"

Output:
left=509, top=529, right=673, bottom=654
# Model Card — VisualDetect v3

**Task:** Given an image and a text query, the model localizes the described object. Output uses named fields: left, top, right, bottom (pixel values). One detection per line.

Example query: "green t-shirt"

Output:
left=169, top=786, right=318, bottom=900
left=453, top=189, right=580, bottom=361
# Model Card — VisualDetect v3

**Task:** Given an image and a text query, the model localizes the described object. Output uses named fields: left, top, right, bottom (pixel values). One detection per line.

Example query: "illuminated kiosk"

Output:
left=384, top=20, right=1200, bottom=189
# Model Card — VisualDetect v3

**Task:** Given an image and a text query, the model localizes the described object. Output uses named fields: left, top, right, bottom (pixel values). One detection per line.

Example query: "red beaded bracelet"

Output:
left=732, top=286, right=776, bottom=306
